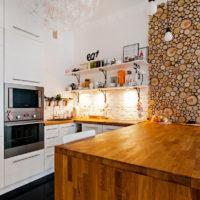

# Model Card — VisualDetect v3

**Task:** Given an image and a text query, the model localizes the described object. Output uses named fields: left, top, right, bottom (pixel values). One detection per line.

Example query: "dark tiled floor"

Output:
left=1, top=174, right=54, bottom=200
left=10, top=180, right=54, bottom=200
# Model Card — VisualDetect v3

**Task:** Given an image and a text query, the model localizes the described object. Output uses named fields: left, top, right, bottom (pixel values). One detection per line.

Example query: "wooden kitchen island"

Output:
left=55, top=122, right=200, bottom=200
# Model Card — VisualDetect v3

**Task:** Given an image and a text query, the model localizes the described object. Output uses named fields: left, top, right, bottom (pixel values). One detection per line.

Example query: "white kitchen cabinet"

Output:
left=0, top=137, right=4, bottom=188
left=102, top=125, right=123, bottom=133
left=82, top=124, right=103, bottom=135
left=0, top=0, right=3, bottom=28
left=44, top=125, right=60, bottom=170
left=5, top=29, right=44, bottom=86
left=5, top=150, right=44, bottom=186
left=0, top=46, right=3, bottom=137
left=45, top=125, right=59, bottom=140
left=59, top=123, right=76, bottom=143
left=0, top=28, right=3, bottom=46
left=44, top=123, right=75, bottom=170
left=45, top=152, right=55, bottom=171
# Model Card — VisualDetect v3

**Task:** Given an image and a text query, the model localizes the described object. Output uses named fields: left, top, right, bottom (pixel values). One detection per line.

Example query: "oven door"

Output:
left=4, top=121, right=44, bottom=159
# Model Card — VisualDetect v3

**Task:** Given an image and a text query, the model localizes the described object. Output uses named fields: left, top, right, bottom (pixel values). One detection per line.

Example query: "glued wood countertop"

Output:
left=45, top=118, right=143, bottom=126
left=56, top=122, right=200, bottom=189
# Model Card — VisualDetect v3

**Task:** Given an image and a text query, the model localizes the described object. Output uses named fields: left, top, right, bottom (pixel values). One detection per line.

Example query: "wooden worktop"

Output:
left=56, top=122, right=200, bottom=189
left=45, top=118, right=142, bottom=126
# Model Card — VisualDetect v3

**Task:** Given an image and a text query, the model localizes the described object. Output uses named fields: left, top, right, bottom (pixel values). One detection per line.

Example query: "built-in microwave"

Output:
left=4, top=83, right=44, bottom=122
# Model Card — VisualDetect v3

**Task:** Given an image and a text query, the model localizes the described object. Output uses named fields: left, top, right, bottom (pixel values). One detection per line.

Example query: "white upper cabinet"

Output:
left=4, top=0, right=42, bottom=37
left=0, top=46, right=3, bottom=138
left=5, top=29, right=44, bottom=86
left=0, top=0, right=3, bottom=46
left=4, top=0, right=45, bottom=86
left=0, top=0, right=3, bottom=28
left=0, top=28, right=3, bottom=46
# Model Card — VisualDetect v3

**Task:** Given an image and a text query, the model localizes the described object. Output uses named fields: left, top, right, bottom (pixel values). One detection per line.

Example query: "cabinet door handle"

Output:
left=46, top=128, right=58, bottom=131
left=13, top=154, right=40, bottom=163
left=61, top=125, right=74, bottom=129
left=13, top=78, right=40, bottom=84
left=13, top=26, right=40, bottom=38
left=84, top=127, right=97, bottom=129
left=47, top=154, right=54, bottom=158
left=46, top=136, right=59, bottom=140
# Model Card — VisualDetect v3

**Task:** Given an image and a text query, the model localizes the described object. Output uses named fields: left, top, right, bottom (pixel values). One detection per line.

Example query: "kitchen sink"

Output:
left=47, top=119, right=72, bottom=121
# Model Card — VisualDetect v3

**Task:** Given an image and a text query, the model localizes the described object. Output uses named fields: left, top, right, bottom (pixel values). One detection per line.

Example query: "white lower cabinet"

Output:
left=5, top=150, right=44, bottom=186
left=0, top=137, right=4, bottom=188
left=59, top=123, right=75, bottom=143
left=82, top=124, right=123, bottom=134
left=82, top=124, right=103, bottom=135
left=44, top=123, right=75, bottom=170
left=44, top=125, right=60, bottom=170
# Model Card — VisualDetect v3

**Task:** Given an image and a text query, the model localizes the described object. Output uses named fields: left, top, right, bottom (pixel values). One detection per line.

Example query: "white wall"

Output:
left=64, top=1, right=149, bottom=121
left=73, top=1, right=148, bottom=66
left=44, top=31, right=74, bottom=98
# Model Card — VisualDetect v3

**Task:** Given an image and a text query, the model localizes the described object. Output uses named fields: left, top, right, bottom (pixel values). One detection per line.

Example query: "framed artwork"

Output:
left=123, top=43, right=139, bottom=63
left=110, top=76, right=118, bottom=84
left=139, top=46, right=149, bottom=62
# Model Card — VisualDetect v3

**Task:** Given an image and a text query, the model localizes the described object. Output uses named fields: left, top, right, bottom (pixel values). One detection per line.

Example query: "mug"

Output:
left=89, top=83, right=94, bottom=89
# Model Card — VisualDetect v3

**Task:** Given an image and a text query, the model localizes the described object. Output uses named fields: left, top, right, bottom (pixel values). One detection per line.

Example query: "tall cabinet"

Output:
left=0, top=0, right=4, bottom=189
left=4, top=0, right=44, bottom=87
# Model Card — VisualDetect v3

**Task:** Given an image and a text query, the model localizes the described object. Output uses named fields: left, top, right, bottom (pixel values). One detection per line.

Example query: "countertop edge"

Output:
left=45, top=119, right=142, bottom=126
left=55, top=145, right=200, bottom=190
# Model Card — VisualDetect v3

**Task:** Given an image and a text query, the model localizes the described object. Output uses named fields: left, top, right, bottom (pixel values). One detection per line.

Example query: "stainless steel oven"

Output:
left=4, top=83, right=44, bottom=122
left=4, top=120, right=44, bottom=159
left=4, top=83, right=45, bottom=158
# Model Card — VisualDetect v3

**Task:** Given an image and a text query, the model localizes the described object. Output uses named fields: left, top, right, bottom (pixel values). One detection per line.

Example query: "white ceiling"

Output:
left=88, top=0, right=141, bottom=22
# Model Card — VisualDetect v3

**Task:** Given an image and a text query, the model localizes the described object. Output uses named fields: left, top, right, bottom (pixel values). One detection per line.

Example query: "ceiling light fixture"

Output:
left=147, top=0, right=157, bottom=16
left=164, top=0, right=173, bottom=41
left=29, top=0, right=99, bottom=32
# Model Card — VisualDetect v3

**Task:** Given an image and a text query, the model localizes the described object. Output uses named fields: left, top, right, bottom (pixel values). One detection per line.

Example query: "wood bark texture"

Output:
left=149, top=0, right=200, bottom=123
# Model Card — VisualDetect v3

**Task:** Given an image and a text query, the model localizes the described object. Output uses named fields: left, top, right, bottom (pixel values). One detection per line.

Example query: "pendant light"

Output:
left=164, top=0, right=173, bottom=41
left=148, top=0, right=157, bottom=16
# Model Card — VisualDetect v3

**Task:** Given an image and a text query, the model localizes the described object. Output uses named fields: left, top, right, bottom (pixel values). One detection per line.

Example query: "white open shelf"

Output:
left=68, top=85, right=148, bottom=93
left=66, top=60, right=148, bottom=76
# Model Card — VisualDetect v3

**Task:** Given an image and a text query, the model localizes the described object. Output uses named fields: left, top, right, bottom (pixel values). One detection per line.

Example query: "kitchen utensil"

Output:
left=89, top=83, right=94, bottom=89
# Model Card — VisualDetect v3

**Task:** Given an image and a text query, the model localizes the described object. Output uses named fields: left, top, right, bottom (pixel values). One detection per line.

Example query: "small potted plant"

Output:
left=55, top=94, right=62, bottom=106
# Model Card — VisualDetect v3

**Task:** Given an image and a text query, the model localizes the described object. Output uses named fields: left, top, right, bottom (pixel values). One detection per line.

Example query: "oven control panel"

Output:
left=5, top=110, right=43, bottom=122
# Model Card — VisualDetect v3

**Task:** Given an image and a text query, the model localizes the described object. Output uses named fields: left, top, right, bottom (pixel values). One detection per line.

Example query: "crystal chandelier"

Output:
left=30, top=0, right=99, bottom=32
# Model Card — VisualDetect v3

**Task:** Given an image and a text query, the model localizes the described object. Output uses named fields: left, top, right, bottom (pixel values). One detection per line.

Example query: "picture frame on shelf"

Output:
left=110, top=76, right=118, bottom=87
left=139, top=46, right=149, bottom=62
left=123, top=43, right=139, bottom=63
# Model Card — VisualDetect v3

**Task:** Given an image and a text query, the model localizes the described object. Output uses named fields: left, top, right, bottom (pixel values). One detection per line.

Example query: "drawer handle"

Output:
left=13, top=78, right=40, bottom=84
left=13, top=26, right=40, bottom=38
left=61, top=126, right=74, bottom=129
left=13, top=154, right=40, bottom=163
left=46, top=128, right=58, bottom=131
left=47, top=154, right=54, bottom=158
left=46, top=136, right=59, bottom=140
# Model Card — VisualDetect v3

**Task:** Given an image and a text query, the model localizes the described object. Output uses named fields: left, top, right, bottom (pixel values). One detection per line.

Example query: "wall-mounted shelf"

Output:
left=68, top=85, right=148, bottom=93
left=66, top=60, right=148, bottom=76
left=68, top=85, right=148, bottom=103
